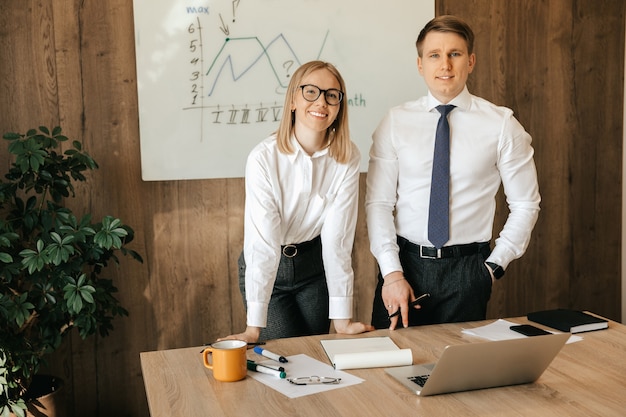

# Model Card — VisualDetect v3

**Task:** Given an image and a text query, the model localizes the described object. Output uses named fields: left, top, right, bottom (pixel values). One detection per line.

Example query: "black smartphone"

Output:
left=510, top=324, right=551, bottom=336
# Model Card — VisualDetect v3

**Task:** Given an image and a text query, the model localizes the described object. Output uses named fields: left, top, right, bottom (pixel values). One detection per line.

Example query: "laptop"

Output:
left=385, top=332, right=569, bottom=396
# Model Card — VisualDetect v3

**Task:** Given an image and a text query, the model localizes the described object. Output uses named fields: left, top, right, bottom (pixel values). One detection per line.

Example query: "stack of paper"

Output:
left=320, top=336, right=413, bottom=370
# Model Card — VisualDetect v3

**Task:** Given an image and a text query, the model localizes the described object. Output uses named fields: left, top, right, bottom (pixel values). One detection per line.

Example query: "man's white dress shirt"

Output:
left=366, top=87, right=540, bottom=278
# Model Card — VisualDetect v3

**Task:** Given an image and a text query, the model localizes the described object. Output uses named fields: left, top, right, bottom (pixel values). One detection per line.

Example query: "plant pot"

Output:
left=11, top=375, right=66, bottom=417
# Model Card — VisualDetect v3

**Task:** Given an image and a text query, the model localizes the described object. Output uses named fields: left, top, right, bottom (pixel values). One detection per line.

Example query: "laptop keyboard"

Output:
left=408, top=375, right=429, bottom=387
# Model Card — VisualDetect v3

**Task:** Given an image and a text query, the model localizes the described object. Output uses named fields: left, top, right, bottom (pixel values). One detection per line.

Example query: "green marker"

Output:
left=247, top=360, right=286, bottom=378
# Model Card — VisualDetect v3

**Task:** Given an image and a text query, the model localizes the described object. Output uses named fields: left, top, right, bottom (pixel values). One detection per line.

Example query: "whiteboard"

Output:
left=133, top=0, right=433, bottom=180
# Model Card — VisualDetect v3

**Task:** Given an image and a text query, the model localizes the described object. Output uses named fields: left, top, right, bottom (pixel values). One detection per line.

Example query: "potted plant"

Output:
left=0, top=126, right=142, bottom=417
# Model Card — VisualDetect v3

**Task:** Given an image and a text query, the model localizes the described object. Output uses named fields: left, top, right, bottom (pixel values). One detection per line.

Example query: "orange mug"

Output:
left=202, top=340, right=247, bottom=382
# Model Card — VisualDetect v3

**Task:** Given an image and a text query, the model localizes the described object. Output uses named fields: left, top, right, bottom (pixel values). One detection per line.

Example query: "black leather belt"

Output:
left=398, top=236, right=489, bottom=259
left=281, top=235, right=321, bottom=258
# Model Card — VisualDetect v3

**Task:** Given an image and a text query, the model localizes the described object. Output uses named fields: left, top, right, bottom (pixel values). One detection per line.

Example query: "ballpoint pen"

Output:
left=388, top=293, right=430, bottom=319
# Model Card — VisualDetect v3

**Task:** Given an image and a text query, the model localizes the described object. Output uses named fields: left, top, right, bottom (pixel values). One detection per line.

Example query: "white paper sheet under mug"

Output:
left=332, top=348, right=413, bottom=370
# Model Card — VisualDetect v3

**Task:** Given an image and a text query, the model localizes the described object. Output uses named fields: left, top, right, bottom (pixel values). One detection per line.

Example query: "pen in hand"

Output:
left=388, top=293, right=430, bottom=319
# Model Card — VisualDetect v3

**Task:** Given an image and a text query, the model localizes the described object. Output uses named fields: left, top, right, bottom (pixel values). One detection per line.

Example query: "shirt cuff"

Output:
left=377, top=251, right=403, bottom=278
left=487, top=245, right=516, bottom=270
left=329, top=296, right=353, bottom=320
left=247, top=301, right=268, bottom=328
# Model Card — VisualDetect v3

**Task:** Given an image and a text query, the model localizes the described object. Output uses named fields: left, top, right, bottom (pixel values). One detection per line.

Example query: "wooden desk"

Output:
left=140, top=317, right=626, bottom=416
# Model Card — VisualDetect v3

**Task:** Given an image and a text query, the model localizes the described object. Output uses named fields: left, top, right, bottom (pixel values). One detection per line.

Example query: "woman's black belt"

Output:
left=281, top=235, right=321, bottom=258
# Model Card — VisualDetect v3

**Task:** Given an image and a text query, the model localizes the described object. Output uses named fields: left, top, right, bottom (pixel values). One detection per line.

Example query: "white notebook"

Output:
left=320, top=336, right=413, bottom=370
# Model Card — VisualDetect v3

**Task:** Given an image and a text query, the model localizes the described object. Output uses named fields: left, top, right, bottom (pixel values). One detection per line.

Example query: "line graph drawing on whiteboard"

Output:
left=182, top=24, right=330, bottom=143
left=133, top=0, right=433, bottom=180
left=204, top=31, right=330, bottom=97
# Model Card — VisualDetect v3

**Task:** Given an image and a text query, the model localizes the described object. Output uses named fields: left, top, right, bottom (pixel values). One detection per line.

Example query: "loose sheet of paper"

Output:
left=461, top=319, right=581, bottom=343
left=247, top=354, right=363, bottom=398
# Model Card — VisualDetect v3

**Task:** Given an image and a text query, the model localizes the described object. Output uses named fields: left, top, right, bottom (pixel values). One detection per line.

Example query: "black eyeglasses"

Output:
left=299, top=85, right=344, bottom=106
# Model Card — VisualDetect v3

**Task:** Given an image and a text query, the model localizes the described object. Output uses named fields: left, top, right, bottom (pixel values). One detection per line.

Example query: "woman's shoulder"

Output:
left=348, top=140, right=361, bottom=162
left=248, top=133, right=278, bottom=156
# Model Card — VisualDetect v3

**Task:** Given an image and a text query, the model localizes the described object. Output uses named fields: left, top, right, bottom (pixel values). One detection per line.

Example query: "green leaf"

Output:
left=94, top=216, right=128, bottom=249
left=20, top=244, right=48, bottom=274
left=2, top=132, right=21, bottom=140
left=45, top=232, right=76, bottom=265
left=10, top=399, right=27, bottom=417
left=71, top=293, right=83, bottom=312
left=63, top=274, right=96, bottom=313
left=12, top=293, right=35, bottom=327
left=80, top=287, right=95, bottom=304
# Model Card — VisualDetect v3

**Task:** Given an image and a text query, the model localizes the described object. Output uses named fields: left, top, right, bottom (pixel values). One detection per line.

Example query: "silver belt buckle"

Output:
left=282, top=244, right=297, bottom=258
left=419, top=246, right=442, bottom=259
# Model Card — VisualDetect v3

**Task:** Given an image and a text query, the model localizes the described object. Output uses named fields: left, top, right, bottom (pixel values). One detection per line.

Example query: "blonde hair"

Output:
left=275, top=61, right=352, bottom=164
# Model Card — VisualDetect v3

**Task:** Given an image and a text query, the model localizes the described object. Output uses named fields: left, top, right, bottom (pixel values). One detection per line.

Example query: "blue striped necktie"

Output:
left=428, top=104, right=456, bottom=249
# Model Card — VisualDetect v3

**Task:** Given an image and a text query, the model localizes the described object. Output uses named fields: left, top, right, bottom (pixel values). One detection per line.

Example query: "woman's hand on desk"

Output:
left=217, top=326, right=261, bottom=344
left=332, top=319, right=375, bottom=335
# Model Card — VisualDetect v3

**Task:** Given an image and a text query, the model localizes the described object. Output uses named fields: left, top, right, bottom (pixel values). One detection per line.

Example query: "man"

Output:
left=366, top=15, right=540, bottom=330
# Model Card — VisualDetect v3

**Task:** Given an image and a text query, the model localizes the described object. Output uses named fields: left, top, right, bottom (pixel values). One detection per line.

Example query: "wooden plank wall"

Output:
left=0, top=1, right=622, bottom=416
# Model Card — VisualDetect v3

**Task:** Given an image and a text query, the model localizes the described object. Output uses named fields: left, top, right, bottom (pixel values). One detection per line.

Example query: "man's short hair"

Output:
left=416, top=15, right=475, bottom=57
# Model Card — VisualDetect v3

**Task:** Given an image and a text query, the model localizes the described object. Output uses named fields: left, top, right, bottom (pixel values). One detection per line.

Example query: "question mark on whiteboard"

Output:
left=283, top=60, right=294, bottom=78
left=232, top=0, right=240, bottom=22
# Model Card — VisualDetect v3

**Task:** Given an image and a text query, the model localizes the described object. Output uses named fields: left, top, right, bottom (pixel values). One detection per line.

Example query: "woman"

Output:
left=220, top=61, right=373, bottom=342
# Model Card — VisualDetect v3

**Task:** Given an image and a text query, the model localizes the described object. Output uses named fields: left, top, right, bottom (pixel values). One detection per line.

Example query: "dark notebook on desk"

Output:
left=385, top=333, right=569, bottom=396
left=528, top=309, right=608, bottom=333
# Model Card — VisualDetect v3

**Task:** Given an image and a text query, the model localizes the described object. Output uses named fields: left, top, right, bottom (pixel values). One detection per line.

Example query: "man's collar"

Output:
left=426, top=86, right=471, bottom=112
